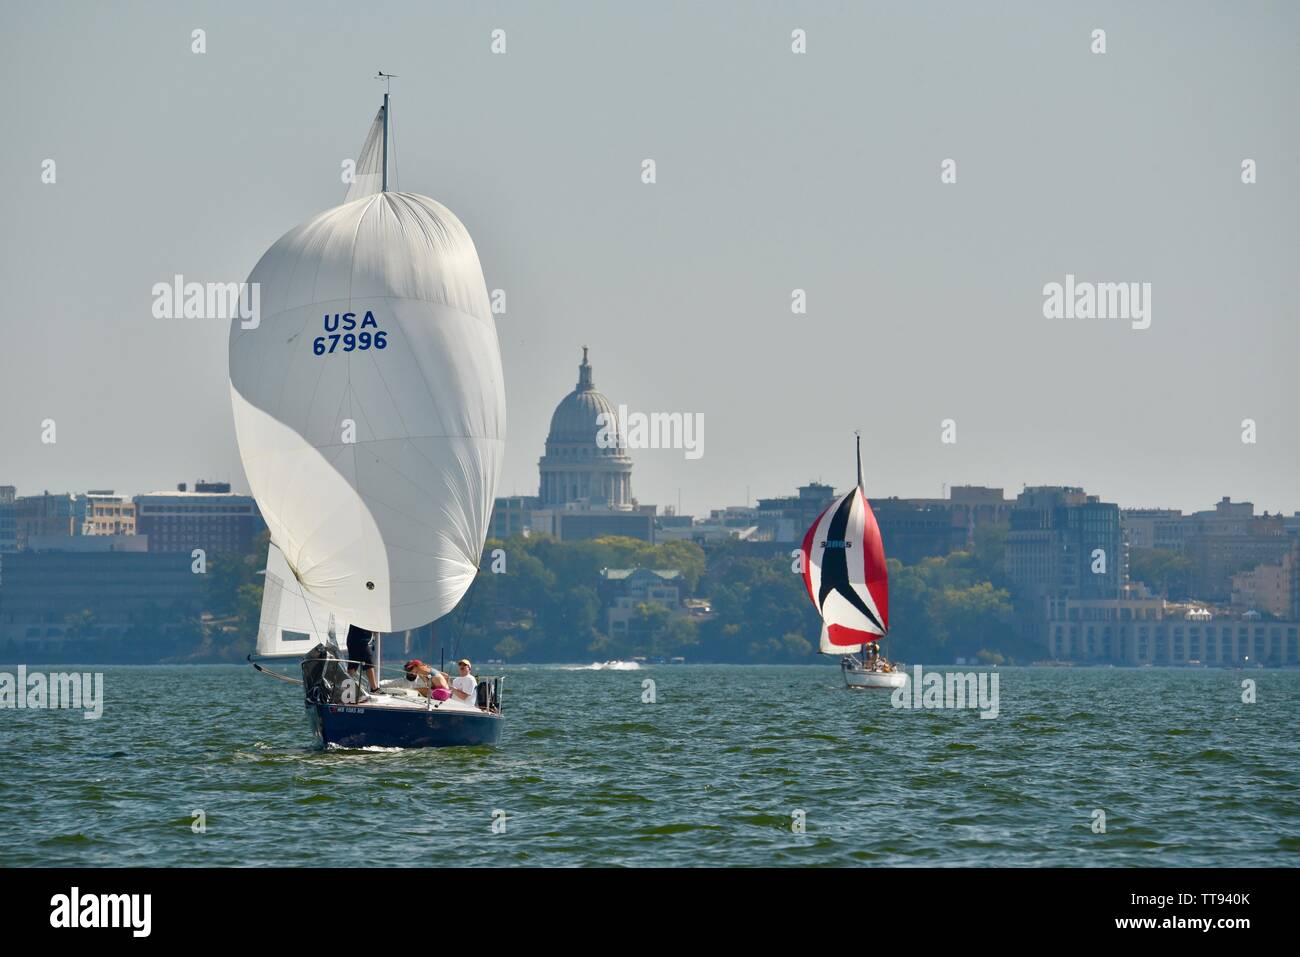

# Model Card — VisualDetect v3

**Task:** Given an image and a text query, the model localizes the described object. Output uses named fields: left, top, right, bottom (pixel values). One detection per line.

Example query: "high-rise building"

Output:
left=1005, top=487, right=1124, bottom=647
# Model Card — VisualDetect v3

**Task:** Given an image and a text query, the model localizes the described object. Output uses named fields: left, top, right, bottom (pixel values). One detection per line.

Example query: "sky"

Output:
left=2, top=0, right=1298, bottom=517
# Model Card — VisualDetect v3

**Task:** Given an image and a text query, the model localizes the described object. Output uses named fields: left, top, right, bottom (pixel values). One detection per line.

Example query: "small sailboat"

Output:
left=800, top=434, right=906, bottom=689
left=235, top=79, right=506, bottom=747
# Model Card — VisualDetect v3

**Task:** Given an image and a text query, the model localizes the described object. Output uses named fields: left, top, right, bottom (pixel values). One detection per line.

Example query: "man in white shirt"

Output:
left=450, top=659, right=479, bottom=708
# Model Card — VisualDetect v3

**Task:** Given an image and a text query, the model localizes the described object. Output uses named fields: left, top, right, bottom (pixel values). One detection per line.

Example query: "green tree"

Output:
left=1128, top=548, right=1193, bottom=598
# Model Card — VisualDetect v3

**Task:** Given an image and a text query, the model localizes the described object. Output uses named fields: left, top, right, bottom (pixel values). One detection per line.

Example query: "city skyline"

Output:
left=3, top=2, right=1298, bottom=519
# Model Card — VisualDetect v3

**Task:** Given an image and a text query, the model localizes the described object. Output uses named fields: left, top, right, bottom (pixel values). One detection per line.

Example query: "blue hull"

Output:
left=307, top=702, right=503, bottom=749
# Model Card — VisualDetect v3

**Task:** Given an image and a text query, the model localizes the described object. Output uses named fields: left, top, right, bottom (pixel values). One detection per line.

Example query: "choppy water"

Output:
left=1, top=664, right=1297, bottom=866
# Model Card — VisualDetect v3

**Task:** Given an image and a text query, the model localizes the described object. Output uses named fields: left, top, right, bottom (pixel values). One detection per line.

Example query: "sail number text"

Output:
left=313, top=311, right=388, bottom=356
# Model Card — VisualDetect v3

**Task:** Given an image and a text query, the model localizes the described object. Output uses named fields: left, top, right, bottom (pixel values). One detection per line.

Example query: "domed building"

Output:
left=538, top=347, right=633, bottom=509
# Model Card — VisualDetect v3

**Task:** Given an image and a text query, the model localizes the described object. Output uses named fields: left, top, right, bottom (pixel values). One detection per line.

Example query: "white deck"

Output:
left=357, top=682, right=486, bottom=712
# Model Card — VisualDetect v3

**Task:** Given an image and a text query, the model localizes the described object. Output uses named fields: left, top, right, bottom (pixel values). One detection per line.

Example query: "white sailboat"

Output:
left=800, top=434, right=906, bottom=689
left=235, top=79, right=507, bottom=746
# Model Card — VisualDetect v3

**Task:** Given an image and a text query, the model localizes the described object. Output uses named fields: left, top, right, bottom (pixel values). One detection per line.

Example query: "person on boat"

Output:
left=402, top=659, right=452, bottom=701
left=450, top=659, right=479, bottom=708
left=345, top=624, right=381, bottom=698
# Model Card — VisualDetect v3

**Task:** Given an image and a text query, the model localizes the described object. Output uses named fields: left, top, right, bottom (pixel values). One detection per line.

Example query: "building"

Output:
left=0, top=486, right=16, bottom=554
left=1044, top=596, right=1299, bottom=666
left=521, top=347, right=656, bottom=542
left=1121, top=508, right=1189, bottom=551
left=874, top=486, right=1014, bottom=563
left=134, top=480, right=263, bottom=554
left=1230, top=544, right=1297, bottom=618
left=488, top=495, right=540, bottom=540
left=751, top=483, right=1011, bottom=555
left=0, top=547, right=205, bottom=657
left=1183, top=500, right=1289, bottom=602
left=656, top=506, right=761, bottom=544
left=26, top=534, right=147, bottom=553
left=1005, top=487, right=1124, bottom=600
left=600, top=568, right=683, bottom=638
left=81, top=490, right=137, bottom=536
left=530, top=504, right=655, bottom=542
left=538, top=347, right=633, bottom=509
left=755, top=482, right=837, bottom=543
left=1004, top=486, right=1125, bottom=647
left=14, top=492, right=77, bottom=548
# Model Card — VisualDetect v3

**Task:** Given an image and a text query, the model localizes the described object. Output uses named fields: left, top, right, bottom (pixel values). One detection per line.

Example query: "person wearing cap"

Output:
left=450, top=659, right=479, bottom=708
left=402, top=659, right=451, bottom=701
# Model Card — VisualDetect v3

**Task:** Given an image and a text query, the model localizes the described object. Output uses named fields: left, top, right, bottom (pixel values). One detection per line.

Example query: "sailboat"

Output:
left=234, top=79, right=507, bottom=747
left=800, top=434, right=906, bottom=689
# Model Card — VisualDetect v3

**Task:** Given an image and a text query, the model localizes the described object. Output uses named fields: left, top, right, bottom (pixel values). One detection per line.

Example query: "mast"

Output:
left=855, top=430, right=865, bottom=660
left=376, top=70, right=398, bottom=192
left=381, top=91, right=389, bottom=192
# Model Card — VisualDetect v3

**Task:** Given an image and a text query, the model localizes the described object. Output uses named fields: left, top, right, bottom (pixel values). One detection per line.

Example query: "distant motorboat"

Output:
left=587, top=660, right=641, bottom=671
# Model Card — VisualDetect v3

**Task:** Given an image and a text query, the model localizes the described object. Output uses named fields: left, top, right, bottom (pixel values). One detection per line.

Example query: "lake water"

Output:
left=1, top=664, right=1297, bottom=866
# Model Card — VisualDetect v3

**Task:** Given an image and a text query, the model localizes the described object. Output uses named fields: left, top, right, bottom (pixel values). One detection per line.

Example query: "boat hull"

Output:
left=306, top=701, right=503, bottom=749
left=842, top=666, right=907, bottom=690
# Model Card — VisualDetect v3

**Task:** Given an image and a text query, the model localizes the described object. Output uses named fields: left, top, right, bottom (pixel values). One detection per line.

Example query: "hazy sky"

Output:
left=2, top=1, right=1298, bottom=517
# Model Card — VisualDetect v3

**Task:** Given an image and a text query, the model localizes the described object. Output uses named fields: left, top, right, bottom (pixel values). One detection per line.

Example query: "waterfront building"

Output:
left=0, top=548, right=204, bottom=656
left=1044, top=595, right=1299, bottom=666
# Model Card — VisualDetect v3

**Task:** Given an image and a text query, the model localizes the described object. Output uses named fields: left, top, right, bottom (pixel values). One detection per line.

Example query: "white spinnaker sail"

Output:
left=344, top=105, right=385, bottom=203
left=230, top=121, right=505, bottom=633
left=255, top=541, right=349, bottom=658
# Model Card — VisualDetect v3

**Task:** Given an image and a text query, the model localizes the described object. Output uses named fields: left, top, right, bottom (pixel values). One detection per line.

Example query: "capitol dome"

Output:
left=538, top=348, right=633, bottom=508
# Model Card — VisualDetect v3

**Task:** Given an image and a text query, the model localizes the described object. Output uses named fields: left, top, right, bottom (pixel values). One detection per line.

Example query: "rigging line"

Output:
left=450, top=571, right=480, bottom=663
